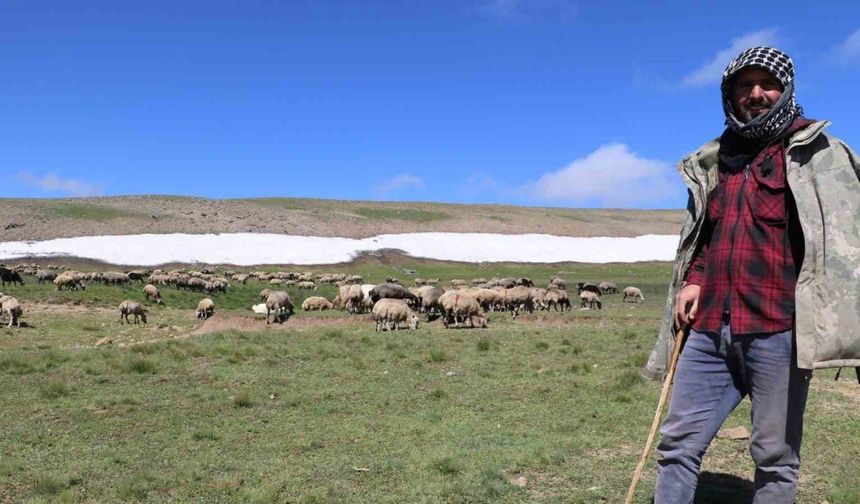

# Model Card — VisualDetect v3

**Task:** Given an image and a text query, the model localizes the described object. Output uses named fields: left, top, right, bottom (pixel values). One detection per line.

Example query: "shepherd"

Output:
left=642, top=46, right=860, bottom=503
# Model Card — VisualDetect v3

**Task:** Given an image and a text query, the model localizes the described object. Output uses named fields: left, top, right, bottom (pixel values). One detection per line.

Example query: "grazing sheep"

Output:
left=576, top=282, right=601, bottom=295
left=1, top=297, right=22, bottom=327
left=450, top=279, right=468, bottom=289
left=53, top=273, right=86, bottom=291
left=550, top=277, right=567, bottom=290
left=302, top=296, right=334, bottom=311
left=0, top=267, right=25, bottom=287
left=416, top=285, right=445, bottom=319
left=118, top=300, right=147, bottom=324
left=369, top=283, right=418, bottom=307
left=579, top=291, right=602, bottom=310
left=439, top=291, right=487, bottom=329
left=623, top=286, right=645, bottom=303
left=598, top=281, right=619, bottom=294
left=297, top=281, right=317, bottom=290
left=530, top=287, right=548, bottom=310
left=544, top=289, right=571, bottom=311
left=143, top=284, right=162, bottom=304
left=36, top=270, right=58, bottom=284
left=196, top=298, right=215, bottom=319
left=505, top=286, right=534, bottom=318
left=265, top=291, right=294, bottom=324
left=372, top=298, right=419, bottom=332
left=473, top=288, right=504, bottom=312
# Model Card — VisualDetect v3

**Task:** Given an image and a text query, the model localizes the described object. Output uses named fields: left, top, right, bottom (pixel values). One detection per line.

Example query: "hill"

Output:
left=0, top=196, right=684, bottom=241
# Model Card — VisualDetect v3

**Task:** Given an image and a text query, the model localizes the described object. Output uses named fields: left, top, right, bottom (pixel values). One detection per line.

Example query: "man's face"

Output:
left=730, top=66, right=784, bottom=122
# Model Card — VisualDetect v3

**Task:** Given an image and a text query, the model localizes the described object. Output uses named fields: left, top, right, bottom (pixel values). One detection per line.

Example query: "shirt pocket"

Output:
left=749, top=163, right=787, bottom=226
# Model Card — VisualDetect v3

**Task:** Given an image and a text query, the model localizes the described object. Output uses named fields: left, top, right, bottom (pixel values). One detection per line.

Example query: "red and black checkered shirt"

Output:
left=684, top=120, right=811, bottom=334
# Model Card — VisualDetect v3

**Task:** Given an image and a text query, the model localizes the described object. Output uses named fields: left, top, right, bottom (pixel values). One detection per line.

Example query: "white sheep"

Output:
left=1, top=297, right=22, bottom=327
left=196, top=298, right=215, bottom=319
left=301, top=296, right=333, bottom=311
left=371, top=298, right=419, bottom=332
left=143, top=284, right=162, bottom=304
left=623, top=286, right=644, bottom=303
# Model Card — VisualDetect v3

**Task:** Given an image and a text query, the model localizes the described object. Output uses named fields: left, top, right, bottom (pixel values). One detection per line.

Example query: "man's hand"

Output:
left=674, top=284, right=701, bottom=330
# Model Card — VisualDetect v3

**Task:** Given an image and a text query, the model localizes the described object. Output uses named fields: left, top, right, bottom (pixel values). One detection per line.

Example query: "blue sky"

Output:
left=3, top=1, right=859, bottom=209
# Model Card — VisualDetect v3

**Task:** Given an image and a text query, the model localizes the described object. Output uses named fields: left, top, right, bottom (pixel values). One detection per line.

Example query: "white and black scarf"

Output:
left=720, top=46, right=803, bottom=143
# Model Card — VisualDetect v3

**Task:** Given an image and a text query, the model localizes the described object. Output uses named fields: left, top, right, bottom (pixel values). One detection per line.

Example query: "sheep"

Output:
left=623, top=286, right=645, bottom=303
left=450, top=279, right=468, bottom=289
left=505, top=285, right=534, bottom=318
left=259, top=288, right=273, bottom=301
left=143, top=284, right=162, bottom=304
left=530, top=287, right=548, bottom=310
left=36, top=270, right=58, bottom=284
left=473, top=288, right=504, bottom=312
left=576, top=282, right=601, bottom=295
left=297, top=281, right=317, bottom=290
left=0, top=267, right=24, bottom=287
left=302, top=296, right=334, bottom=311
left=544, top=289, right=571, bottom=311
left=118, top=300, right=147, bottom=324
left=53, top=273, right=85, bottom=291
left=579, top=291, right=602, bottom=310
left=1, top=297, right=22, bottom=327
left=598, top=281, right=619, bottom=294
left=265, top=291, right=294, bottom=324
left=196, top=298, right=215, bottom=319
left=550, top=277, right=567, bottom=290
left=371, top=298, right=419, bottom=332
left=416, top=285, right=445, bottom=319
left=439, top=291, right=487, bottom=329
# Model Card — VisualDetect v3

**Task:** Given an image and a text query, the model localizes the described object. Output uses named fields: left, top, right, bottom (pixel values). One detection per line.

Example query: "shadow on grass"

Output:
left=693, top=472, right=754, bottom=503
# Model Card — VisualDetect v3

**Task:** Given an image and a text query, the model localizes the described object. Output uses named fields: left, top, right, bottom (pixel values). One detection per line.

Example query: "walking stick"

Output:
left=624, top=327, right=686, bottom=504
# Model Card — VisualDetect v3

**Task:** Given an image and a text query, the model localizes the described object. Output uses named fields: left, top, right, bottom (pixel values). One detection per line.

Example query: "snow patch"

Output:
left=0, top=233, right=680, bottom=266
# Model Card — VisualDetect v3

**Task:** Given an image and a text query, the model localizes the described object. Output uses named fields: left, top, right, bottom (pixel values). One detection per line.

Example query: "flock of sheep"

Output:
left=0, top=263, right=645, bottom=331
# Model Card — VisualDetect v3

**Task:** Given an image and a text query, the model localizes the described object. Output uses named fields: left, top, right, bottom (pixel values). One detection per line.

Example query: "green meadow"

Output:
left=0, top=259, right=857, bottom=503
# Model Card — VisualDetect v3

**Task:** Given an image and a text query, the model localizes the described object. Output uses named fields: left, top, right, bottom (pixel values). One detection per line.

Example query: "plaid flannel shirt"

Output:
left=684, top=122, right=810, bottom=334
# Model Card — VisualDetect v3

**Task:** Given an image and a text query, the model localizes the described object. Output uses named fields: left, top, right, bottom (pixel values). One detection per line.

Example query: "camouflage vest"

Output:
left=645, top=121, right=860, bottom=378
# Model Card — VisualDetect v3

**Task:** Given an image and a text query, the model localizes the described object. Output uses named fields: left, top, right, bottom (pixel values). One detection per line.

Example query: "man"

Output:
left=646, top=46, right=860, bottom=503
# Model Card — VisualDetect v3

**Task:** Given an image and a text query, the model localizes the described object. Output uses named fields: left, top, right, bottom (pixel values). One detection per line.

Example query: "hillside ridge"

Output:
left=0, top=196, right=685, bottom=241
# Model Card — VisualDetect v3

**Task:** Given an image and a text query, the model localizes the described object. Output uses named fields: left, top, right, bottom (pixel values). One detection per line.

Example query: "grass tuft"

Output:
left=476, top=337, right=491, bottom=352
left=122, top=356, right=159, bottom=374
left=431, top=456, right=461, bottom=475
left=233, top=389, right=255, bottom=408
left=39, top=379, right=72, bottom=399
left=429, top=349, right=448, bottom=363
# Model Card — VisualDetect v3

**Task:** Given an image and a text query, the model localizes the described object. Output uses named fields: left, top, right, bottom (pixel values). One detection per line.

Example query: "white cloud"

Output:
left=372, top=174, right=426, bottom=197
left=828, top=29, right=860, bottom=64
left=17, top=171, right=103, bottom=197
left=682, top=29, right=779, bottom=87
left=523, top=143, right=680, bottom=208
left=478, top=0, right=576, bottom=21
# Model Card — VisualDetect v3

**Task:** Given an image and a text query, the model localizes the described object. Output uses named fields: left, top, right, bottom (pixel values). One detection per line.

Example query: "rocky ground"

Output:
left=0, top=196, right=685, bottom=241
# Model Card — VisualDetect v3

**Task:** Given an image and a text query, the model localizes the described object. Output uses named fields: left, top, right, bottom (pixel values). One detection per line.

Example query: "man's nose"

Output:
left=749, top=84, right=765, bottom=99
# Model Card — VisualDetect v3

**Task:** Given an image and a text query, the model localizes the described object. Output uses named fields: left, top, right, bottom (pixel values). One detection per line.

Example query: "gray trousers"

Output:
left=653, top=321, right=812, bottom=503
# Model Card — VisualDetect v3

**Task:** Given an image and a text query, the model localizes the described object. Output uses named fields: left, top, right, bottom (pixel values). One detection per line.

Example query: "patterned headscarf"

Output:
left=721, top=46, right=803, bottom=142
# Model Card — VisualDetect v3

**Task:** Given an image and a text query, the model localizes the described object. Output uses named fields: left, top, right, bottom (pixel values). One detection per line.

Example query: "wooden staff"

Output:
left=624, top=327, right=686, bottom=504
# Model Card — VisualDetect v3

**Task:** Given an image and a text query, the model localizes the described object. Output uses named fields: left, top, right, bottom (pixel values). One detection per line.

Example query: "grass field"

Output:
left=1, top=259, right=858, bottom=503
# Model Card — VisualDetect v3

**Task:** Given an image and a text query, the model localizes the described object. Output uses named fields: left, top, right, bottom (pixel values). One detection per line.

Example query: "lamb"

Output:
left=196, top=298, right=215, bottom=319
left=118, top=300, right=147, bottom=324
left=371, top=298, right=419, bottom=332
left=598, top=281, right=619, bottom=294
left=1, top=297, right=22, bottom=327
left=265, top=290, right=294, bottom=324
left=623, top=286, right=644, bottom=303
left=302, top=296, right=334, bottom=311
left=143, top=284, right=162, bottom=304
left=579, top=290, right=602, bottom=310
